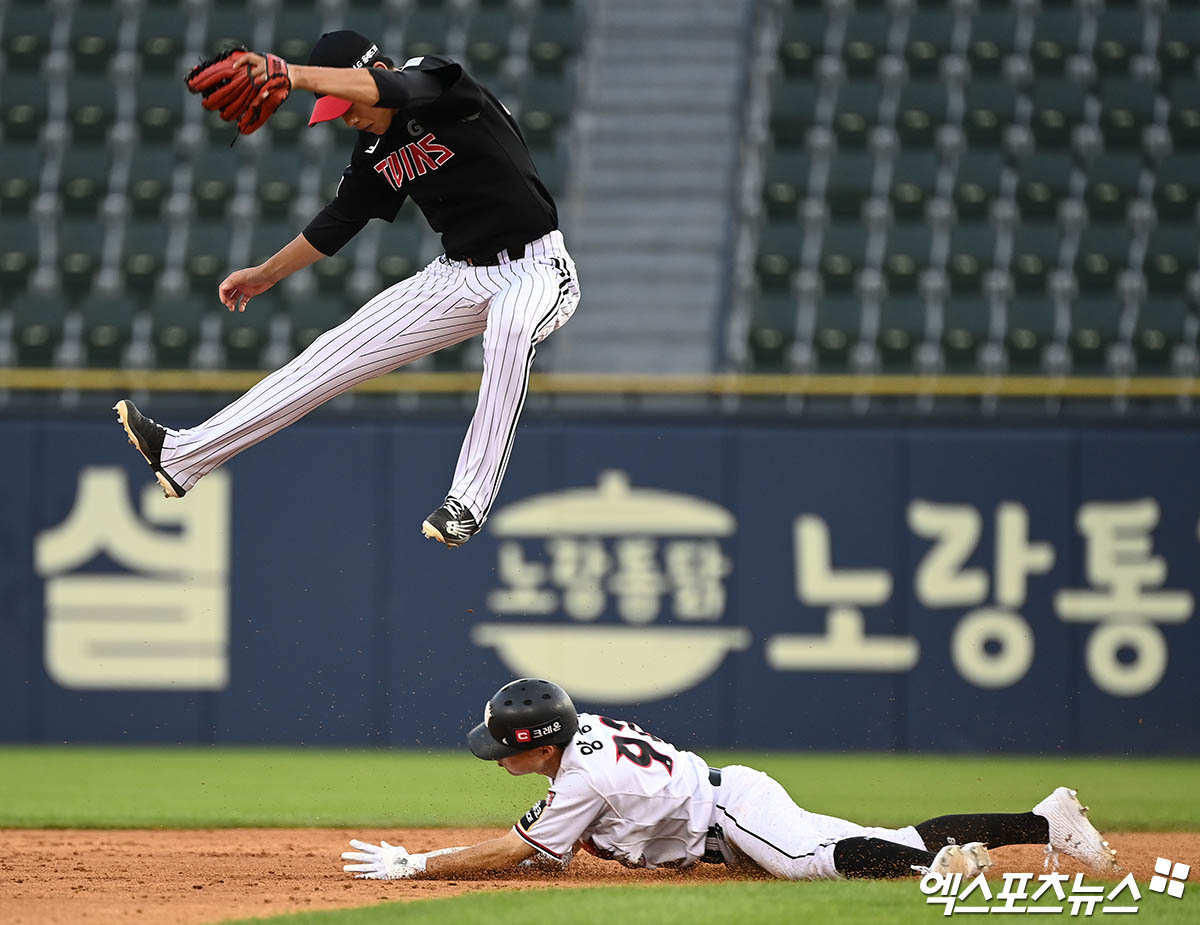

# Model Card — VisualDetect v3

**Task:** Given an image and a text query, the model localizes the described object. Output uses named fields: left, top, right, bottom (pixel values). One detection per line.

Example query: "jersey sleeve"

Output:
left=512, top=773, right=606, bottom=861
left=369, top=55, right=485, bottom=121
left=301, top=160, right=405, bottom=256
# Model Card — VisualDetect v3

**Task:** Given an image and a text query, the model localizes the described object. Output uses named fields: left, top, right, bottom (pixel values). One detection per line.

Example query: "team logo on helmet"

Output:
left=515, top=728, right=531, bottom=743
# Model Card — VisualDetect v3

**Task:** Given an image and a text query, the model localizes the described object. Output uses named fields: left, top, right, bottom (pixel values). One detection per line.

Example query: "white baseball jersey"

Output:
left=513, top=712, right=717, bottom=869
left=512, top=713, right=928, bottom=880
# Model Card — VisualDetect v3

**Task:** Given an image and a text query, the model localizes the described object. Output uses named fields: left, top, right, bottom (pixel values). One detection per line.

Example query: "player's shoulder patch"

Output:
left=401, top=56, right=425, bottom=69
left=516, top=798, right=547, bottom=833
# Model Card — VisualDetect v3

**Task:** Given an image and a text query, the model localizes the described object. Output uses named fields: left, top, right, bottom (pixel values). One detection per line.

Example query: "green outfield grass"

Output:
left=225, top=881, right=1198, bottom=925
left=0, top=747, right=1197, bottom=830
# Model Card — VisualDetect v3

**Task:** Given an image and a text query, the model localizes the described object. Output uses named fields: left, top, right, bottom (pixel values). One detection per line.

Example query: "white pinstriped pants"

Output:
left=160, top=230, right=580, bottom=523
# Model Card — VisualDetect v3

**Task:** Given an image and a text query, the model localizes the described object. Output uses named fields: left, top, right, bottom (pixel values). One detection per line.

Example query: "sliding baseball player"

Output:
left=341, top=679, right=1119, bottom=881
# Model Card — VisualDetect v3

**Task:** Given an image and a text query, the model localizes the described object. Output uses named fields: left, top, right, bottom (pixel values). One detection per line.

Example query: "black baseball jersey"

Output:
left=302, top=55, right=558, bottom=260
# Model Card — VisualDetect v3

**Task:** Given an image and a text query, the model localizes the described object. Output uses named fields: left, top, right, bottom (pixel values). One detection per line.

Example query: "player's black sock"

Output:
left=916, top=813, right=1050, bottom=851
left=832, top=837, right=936, bottom=879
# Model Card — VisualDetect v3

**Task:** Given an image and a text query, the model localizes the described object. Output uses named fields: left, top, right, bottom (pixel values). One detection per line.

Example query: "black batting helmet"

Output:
left=467, top=678, right=579, bottom=760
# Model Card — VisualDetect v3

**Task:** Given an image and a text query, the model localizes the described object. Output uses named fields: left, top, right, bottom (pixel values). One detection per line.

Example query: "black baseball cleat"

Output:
left=421, top=498, right=480, bottom=548
left=113, top=399, right=186, bottom=498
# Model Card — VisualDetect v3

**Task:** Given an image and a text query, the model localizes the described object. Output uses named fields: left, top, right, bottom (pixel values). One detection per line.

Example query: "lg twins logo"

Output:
left=373, top=133, right=454, bottom=191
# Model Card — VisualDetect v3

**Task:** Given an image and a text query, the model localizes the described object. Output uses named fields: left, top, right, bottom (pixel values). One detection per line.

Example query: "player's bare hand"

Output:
left=218, top=267, right=275, bottom=312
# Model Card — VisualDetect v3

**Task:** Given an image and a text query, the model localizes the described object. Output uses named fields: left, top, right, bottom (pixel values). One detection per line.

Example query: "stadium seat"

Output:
left=519, top=74, right=572, bottom=149
left=877, top=295, right=929, bottom=372
left=770, top=78, right=820, bottom=147
left=883, top=224, right=932, bottom=293
left=941, top=295, right=992, bottom=373
left=273, top=9, right=324, bottom=65
left=528, top=3, right=580, bottom=76
left=69, top=4, right=125, bottom=73
left=967, top=9, right=1017, bottom=74
left=137, top=74, right=187, bottom=145
left=0, top=215, right=36, bottom=296
left=151, top=295, right=207, bottom=368
left=0, top=143, right=42, bottom=217
left=1015, top=152, right=1074, bottom=220
left=58, top=146, right=112, bottom=217
left=68, top=82, right=118, bottom=144
left=79, top=292, right=136, bottom=368
left=186, top=221, right=233, bottom=294
left=404, top=7, right=451, bottom=61
left=3, top=74, right=49, bottom=142
left=833, top=81, right=881, bottom=148
left=1135, top=298, right=1189, bottom=373
left=1167, top=77, right=1200, bottom=151
left=289, top=295, right=350, bottom=354
left=122, top=219, right=171, bottom=297
left=1005, top=296, right=1056, bottom=374
left=842, top=9, right=890, bottom=77
left=1011, top=223, right=1062, bottom=293
left=895, top=81, right=950, bottom=147
left=1083, top=153, right=1142, bottom=222
left=952, top=149, right=1005, bottom=219
left=1030, top=79, right=1087, bottom=148
left=191, top=157, right=243, bottom=219
left=138, top=7, right=186, bottom=73
left=1069, top=298, right=1122, bottom=375
left=748, top=292, right=797, bottom=372
left=756, top=218, right=801, bottom=292
left=1153, top=154, right=1200, bottom=222
left=947, top=222, right=996, bottom=293
left=1094, top=7, right=1145, bottom=76
left=905, top=10, right=954, bottom=78
left=466, top=8, right=515, bottom=79
left=10, top=291, right=66, bottom=366
left=57, top=217, right=106, bottom=295
left=778, top=6, right=827, bottom=78
left=964, top=79, right=1018, bottom=147
left=2, top=5, right=53, bottom=71
left=1144, top=224, right=1197, bottom=295
left=889, top=153, right=939, bottom=221
left=1075, top=224, right=1131, bottom=294
left=761, top=147, right=812, bottom=220
left=825, top=150, right=876, bottom=219
left=1098, top=79, right=1157, bottom=150
left=812, top=293, right=861, bottom=371
left=256, top=152, right=305, bottom=220
left=818, top=222, right=869, bottom=293
left=1158, top=8, right=1200, bottom=77
left=205, top=7, right=259, bottom=57
left=128, top=147, right=177, bottom=218
left=220, top=290, right=278, bottom=369
left=1030, top=8, right=1082, bottom=75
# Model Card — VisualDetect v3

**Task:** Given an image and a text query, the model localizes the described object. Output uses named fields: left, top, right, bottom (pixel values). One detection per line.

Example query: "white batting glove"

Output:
left=342, top=839, right=426, bottom=880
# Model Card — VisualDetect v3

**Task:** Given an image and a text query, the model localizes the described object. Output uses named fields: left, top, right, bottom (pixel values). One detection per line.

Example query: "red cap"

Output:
left=308, top=95, right=353, bottom=126
left=305, top=30, right=381, bottom=127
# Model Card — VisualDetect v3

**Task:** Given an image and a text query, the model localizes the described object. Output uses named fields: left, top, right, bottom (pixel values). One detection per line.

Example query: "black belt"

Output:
left=708, top=767, right=722, bottom=787
left=455, top=244, right=526, bottom=267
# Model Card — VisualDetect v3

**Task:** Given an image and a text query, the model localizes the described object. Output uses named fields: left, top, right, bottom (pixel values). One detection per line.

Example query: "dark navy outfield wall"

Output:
left=1, top=414, right=1197, bottom=753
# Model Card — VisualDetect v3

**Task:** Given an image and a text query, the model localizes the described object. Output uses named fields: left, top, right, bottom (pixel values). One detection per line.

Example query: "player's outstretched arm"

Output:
left=342, top=830, right=537, bottom=880
left=218, top=234, right=324, bottom=312
left=239, top=52, right=382, bottom=107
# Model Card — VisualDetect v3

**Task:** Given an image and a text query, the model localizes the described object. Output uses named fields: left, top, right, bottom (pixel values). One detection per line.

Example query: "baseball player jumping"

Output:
left=341, top=679, right=1119, bottom=881
left=115, top=31, right=580, bottom=548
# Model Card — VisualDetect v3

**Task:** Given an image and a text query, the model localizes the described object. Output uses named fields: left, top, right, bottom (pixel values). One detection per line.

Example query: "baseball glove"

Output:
left=185, top=48, right=291, bottom=136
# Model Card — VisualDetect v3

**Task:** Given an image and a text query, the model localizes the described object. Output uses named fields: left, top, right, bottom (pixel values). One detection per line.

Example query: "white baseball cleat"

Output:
left=960, top=842, right=993, bottom=877
left=1032, top=787, right=1119, bottom=871
left=922, top=840, right=992, bottom=879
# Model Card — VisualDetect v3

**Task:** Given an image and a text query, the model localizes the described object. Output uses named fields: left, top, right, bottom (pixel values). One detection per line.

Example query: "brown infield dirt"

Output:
left=1, top=829, right=1196, bottom=925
